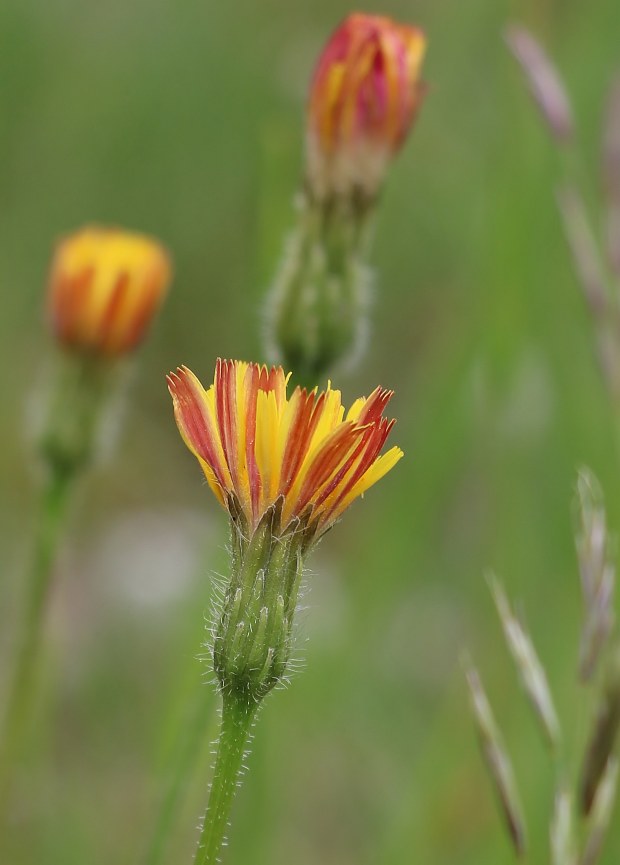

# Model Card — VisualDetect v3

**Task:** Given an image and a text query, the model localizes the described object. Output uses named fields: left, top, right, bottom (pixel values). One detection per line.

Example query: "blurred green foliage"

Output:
left=1, top=0, right=620, bottom=863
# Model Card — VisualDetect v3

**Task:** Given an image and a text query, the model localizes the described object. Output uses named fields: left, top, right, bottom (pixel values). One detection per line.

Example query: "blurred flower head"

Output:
left=306, top=13, right=426, bottom=203
left=168, top=358, right=402, bottom=545
left=48, top=226, right=172, bottom=357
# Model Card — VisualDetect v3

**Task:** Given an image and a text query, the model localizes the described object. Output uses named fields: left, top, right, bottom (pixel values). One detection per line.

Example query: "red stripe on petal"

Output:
left=293, top=422, right=363, bottom=514
left=256, top=365, right=270, bottom=392
left=118, top=269, right=164, bottom=353
left=244, top=363, right=261, bottom=523
left=167, top=367, right=229, bottom=492
left=311, top=426, right=371, bottom=511
left=280, top=389, right=323, bottom=496
left=99, top=271, right=130, bottom=352
left=215, top=359, right=239, bottom=489
left=49, top=267, right=94, bottom=346
left=320, top=417, right=395, bottom=525
left=358, top=387, right=393, bottom=424
left=264, top=364, right=288, bottom=409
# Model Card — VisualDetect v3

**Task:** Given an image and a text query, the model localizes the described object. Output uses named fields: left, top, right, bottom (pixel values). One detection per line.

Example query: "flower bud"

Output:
left=306, top=13, right=426, bottom=205
left=47, top=226, right=171, bottom=357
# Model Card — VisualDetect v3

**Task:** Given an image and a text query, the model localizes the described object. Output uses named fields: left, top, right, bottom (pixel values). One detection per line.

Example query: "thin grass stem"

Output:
left=143, top=686, right=216, bottom=865
left=0, top=464, right=73, bottom=803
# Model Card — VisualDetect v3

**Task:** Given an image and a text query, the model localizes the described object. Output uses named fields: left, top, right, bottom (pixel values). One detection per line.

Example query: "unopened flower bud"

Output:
left=306, top=13, right=426, bottom=206
left=48, top=226, right=171, bottom=358
left=266, top=16, right=426, bottom=382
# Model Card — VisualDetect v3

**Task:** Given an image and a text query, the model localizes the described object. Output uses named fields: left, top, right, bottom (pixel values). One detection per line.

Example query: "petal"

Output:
left=167, top=366, right=231, bottom=493
left=285, top=421, right=363, bottom=523
left=321, top=445, right=404, bottom=529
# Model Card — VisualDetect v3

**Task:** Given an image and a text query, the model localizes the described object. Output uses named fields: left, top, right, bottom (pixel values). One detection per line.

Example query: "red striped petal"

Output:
left=167, top=367, right=229, bottom=491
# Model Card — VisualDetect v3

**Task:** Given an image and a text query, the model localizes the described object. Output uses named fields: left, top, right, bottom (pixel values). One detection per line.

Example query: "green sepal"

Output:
left=267, top=193, right=375, bottom=386
left=213, top=504, right=306, bottom=702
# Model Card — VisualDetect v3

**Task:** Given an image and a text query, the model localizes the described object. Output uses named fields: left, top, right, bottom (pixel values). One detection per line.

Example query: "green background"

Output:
left=1, top=0, right=620, bottom=862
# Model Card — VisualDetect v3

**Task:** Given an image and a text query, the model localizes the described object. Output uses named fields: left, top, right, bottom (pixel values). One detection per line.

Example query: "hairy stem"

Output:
left=194, top=692, right=259, bottom=865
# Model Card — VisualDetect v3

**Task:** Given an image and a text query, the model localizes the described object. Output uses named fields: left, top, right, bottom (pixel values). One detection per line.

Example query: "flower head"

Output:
left=168, top=359, right=402, bottom=545
left=48, top=226, right=172, bottom=357
left=306, top=13, right=426, bottom=202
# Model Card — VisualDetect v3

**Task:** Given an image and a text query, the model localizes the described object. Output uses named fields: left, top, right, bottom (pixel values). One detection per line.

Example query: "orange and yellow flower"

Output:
left=168, top=359, right=402, bottom=542
left=48, top=226, right=172, bottom=357
left=306, top=13, right=426, bottom=201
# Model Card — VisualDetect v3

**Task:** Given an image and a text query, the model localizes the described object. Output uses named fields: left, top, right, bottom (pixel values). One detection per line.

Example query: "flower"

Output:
left=48, top=226, right=172, bottom=357
left=306, top=13, right=426, bottom=202
left=168, top=359, right=402, bottom=544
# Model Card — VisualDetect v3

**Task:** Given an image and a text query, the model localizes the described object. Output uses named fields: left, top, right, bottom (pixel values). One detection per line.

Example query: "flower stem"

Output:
left=0, top=464, right=73, bottom=800
left=194, top=692, right=259, bottom=865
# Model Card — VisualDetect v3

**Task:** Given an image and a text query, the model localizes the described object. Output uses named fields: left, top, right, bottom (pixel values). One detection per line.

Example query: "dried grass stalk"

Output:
left=465, top=660, right=527, bottom=856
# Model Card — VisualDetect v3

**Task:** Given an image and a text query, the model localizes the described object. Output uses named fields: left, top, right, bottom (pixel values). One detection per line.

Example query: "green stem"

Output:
left=194, top=692, right=259, bottom=865
left=143, top=686, right=216, bottom=865
left=0, top=465, right=73, bottom=799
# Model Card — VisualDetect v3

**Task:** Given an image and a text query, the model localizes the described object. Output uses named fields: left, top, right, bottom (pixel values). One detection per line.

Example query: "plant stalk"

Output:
left=0, top=463, right=73, bottom=799
left=194, top=692, right=259, bottom=865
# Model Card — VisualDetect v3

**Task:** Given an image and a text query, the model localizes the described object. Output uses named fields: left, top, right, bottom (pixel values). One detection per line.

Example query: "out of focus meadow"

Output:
left=2, top=0, right=620, bottom=863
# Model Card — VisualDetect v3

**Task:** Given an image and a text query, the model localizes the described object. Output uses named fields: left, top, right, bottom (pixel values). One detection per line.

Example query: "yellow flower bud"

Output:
left=47, top=226, right=172, bottom=357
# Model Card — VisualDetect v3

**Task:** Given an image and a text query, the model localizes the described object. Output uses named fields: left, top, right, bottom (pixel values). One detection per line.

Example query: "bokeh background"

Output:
left=2, top=0, right=620, bottom=863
